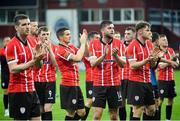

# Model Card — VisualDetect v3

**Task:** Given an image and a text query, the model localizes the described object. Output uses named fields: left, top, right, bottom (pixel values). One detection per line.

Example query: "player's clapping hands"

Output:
left=80, top=29, right=88, bottom=45
left=33, top=42, right=46, bottom=62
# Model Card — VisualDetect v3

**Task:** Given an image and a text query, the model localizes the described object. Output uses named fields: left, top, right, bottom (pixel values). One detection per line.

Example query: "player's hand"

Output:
left=80, top=29, right=88, bottom=45
left=43, top=39, right=51, bottom=52
left=112, top=47, right=118, bottom=57
left=33, top=43, right=46, bottom=62
left=170, top=60, right=179, bottom=68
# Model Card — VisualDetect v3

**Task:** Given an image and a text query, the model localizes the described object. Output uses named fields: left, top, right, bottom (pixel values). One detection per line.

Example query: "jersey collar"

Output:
left=100, top=38, right=113, bottom=45
left=136, top=38, right=146, bottom=47
left=16, top=34, right=27, bottom=46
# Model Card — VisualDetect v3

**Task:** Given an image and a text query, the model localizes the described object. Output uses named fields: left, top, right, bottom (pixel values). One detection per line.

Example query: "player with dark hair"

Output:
left=79, top=31, right=100, bottom=120
left=5, top=14, right=45, bottom=120
left=89, top=20, right=126, bottom=120
left=0, top=37, right=11, bottom=117
left=157, top=34, right=179, bottom=121
left=55, top=27, right=87, bottom=120
left=126, top=21, right=156, bottom=120
left=119, top=26, right=136, bottom=121
left=34, top=26, right=58, bottom=121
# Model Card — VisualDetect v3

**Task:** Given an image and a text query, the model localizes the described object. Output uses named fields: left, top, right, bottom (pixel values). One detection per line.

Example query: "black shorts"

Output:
left=127, top=81, right=155, bottom=106
left=158, top=80, right=177, bottom=98
left=152, top=85, right=159, bottom=99
left=60, top=85, right=85, bottom=110
left=86, top=81, right=93, bottom=98
left=35, top=82, right=56, bottom=105
left=9, top=92, right=40, bottom=120
left=92, top=86, right=122, bottom=109
left=121, top=79, right=128, bottom=99
left=1, top=76, right=9, bottom=89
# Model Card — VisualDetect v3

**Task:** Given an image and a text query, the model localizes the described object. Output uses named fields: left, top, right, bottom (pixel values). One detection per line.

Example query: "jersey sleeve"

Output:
left=55, top=46, right=73, bottom=61
left=5, top=42, right=18, bottom=65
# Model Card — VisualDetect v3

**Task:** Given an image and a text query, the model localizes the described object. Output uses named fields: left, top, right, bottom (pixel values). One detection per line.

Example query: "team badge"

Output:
left=160, top=89, right=164, bottom=94
left=135, top=96, right=139, bottom=101
left=88, top=90, right=92, bottom=95
left=72, top=99, right=77, bottom=104
left=20, top=107, right=26, bottom=114
left=92, top=97, right=95, bottom=102
left=2, top=82, right=5, bottom=87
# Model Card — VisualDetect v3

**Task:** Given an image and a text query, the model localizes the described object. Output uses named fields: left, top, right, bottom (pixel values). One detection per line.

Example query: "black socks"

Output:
left=119, top=107, right=127, bottom=120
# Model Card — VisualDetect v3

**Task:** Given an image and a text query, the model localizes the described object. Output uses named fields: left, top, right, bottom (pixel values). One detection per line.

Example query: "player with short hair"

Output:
left=80, top=31, right=100, bottom=120
left=89, top=20, right=126, bottom=120
left=5, top=14, right=45, bottom=120
left=119, top=26, right=136, bottom=121
left=0, top=36, right=11, bottom=117
left=126, top=21, right=156, bottom=120
left=55, top=27, right=87, bottom=120
left=157, top=34, right=179, bottom=121
left=34, top=26, right=58, bottom=120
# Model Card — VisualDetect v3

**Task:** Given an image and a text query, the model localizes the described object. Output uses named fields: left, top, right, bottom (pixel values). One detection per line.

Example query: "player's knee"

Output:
left=77, top=109, right=86, bottom=117
left=133, top=106, right=144, bottom=117
left=167, top=98, right=174, bottom=105
left=93, top=113, right=101, bottom=120
left=85, top=99, right=93, bottom=107
left=146, top=107, right=155, bottom=116
left=109, top=114, right=118, bottom=120
left=44, top=104, right=53, bottom=112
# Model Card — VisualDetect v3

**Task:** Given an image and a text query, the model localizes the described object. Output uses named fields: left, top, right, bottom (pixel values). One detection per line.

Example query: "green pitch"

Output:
left=0, top=70, right=180, bottom=120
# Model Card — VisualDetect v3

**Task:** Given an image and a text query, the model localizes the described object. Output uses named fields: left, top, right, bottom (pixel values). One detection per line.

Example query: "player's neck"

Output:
left=137, top=36, right=145, bottom=45
left=59, top=41, right=69, bottom=48
left=17, top=32, right=27, bottom=42
left=102, top=36, right=112, bottom=44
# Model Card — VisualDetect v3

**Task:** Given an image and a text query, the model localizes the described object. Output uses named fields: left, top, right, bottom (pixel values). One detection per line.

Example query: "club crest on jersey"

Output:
left=2, top=82, right=5, bottom=87
left=135, top=96, right=139, bottom=101
left=72, top=99, right=77, bottom=104
left=20, top=107, right=26, bottom=114
left=92, top=97, right=95, bottom=102
left=48, top=90, right=53, bottom=99
left=160, top=89, right=164, bottom=94
left=88, top=90, right=92, bottom=95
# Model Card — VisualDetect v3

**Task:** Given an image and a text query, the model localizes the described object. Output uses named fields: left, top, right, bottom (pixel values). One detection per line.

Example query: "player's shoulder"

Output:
left=91, top=39, right=100, bottom=44
left=8, top=36, right=18, bottom=46
left=168, top=47, right=174, bottom=53
left=128, top=39, right=138, bottom=47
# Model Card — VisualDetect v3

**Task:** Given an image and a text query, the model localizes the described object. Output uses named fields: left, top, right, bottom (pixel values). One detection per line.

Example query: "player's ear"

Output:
left=14, top=25, right=18, bottom=31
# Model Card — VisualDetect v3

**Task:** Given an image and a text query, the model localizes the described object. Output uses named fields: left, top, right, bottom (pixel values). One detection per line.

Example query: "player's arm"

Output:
left=44, top=40, right=58, bottom=68
left=8, top=60, right=36, bottom=74
left=127, top=45, right=152, bottom=69
left=90, top=53, right=106, bottom=67
left=112, top=48, right=126, bottom=67
left=129, top=58, right=150, bottom=69
left=48, top=46, right=58, bottom=68
left=69, top=29, right=87, bottom=62
left=89, top=45, right=108, bottom=67
left=7, top=44, right=45, bottom=74
left=159, top=58, right=178, bottom=69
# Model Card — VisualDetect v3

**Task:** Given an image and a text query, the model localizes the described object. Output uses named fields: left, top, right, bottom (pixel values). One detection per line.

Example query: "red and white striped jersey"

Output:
left=158, top=47, right=175, bottom=81
left=35, top=44, right=57, bottom=82
left=119, top=43, right=126, bottom=80
left=55, top=44, right=79, bottom=86
left=5, top=35, right=36, bottom=93
left=27, top=35, right=38, bottom=82
left=83, top=57, right=93, bottom=82
left=126, top=39, right=153, bottom=83
left=122, top=44, right=129, bottom=80
left=89, top=38, right=124, bottom=86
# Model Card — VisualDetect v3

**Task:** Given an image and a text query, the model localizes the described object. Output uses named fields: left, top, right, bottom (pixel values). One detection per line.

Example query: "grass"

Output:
left=0, top=70, right=180, bottom=120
